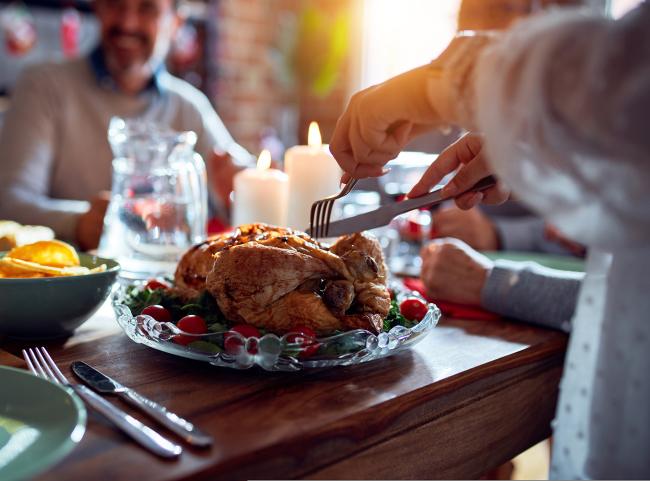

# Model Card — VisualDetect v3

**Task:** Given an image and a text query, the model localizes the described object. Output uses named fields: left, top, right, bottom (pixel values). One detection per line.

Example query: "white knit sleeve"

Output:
left=474, top=4, right=650, bottom=248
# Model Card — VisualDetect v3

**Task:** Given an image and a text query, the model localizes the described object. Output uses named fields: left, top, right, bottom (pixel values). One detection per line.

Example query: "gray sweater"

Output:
left=481, top=260, right=584, bottom=332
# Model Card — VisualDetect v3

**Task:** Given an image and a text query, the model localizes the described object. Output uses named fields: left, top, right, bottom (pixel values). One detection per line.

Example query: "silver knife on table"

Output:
left=308, top=175, right=497, bottom=237
left=71, top=361, right=213, bottom=448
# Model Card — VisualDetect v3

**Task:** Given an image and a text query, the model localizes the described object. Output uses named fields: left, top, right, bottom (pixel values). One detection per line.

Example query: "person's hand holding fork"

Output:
left=329, top=32, right=509, bottom=210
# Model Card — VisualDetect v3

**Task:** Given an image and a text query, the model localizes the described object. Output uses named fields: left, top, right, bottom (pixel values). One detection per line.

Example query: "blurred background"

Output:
left=0, top=0, right=641, bottom=155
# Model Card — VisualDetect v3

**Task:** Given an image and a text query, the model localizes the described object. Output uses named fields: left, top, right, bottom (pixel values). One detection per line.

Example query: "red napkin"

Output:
left=402, top=278, right=500, bottom=321
left=207, top=218, right=231, bottom=235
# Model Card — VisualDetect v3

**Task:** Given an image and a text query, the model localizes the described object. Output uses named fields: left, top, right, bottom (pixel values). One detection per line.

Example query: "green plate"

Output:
left=483, top=251, right=585, bottom=272
left=0, top=366, right=86, bottom=481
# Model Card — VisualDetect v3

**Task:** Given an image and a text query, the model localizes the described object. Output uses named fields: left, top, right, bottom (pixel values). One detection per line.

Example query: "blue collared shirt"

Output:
left=88, top=45, right=165, bottom=95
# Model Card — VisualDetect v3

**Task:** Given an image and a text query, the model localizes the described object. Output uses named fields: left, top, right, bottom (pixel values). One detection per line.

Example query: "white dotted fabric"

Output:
left=470, top=4, right=650, bottom=478
left=550, top=249, right=650, bottom=478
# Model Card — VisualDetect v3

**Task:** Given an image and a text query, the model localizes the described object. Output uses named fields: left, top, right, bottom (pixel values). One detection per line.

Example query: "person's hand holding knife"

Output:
left=329, top=32, right=509, bottom=209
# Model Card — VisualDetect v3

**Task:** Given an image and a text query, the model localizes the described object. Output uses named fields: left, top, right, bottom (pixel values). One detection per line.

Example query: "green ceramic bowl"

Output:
left=0, top=253, right=119, bottom=338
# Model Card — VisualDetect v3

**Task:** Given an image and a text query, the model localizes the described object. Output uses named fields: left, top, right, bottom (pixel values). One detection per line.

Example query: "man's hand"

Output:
left=75, top=193, right=110, bottom=251
left=408, top=133, right=510, bottom=210
left=432, top=206, right=499, bottom=251
left=209, top=149, right=243, bottom=209
left=420, top=238, right=493, bottom=306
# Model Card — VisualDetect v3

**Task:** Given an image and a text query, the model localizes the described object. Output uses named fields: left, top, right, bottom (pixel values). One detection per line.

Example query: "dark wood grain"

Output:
left=0, top=348, right=22, bottom=368
left=304, top=355, right=563, bottom=479
left=0, top=301, right=567, bottom=480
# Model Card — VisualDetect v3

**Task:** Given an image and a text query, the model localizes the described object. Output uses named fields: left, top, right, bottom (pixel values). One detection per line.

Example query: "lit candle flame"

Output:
left=256, top=149, right=272, bottom=171
left=307, top=121, right=322, bottom=148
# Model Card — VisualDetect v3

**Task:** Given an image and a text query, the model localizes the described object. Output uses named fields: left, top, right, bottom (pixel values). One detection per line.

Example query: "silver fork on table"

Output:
left=308, top=178, right=358, bottom=238
left=22, top=347, right=182, bottom=459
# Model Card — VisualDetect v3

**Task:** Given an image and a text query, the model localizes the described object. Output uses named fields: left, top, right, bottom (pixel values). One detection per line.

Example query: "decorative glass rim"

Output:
left=112, top=283, right=441, bottom=371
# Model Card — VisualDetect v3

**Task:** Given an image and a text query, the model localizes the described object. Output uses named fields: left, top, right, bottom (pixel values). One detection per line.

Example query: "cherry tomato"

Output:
left=141, top=305, right=172, bottom=323
left=173, top=335, right=192, bottom=346
left=286, top=325, right=320, bottom=357
left=224, top=324, right=261, bottom=354
left=399, top=298, right=428, bottom=322
left=177, top=315, right=208, bottom=334
left=145, top=279, right=169, bottom=290
left=173, top=315, right=208, bottom=346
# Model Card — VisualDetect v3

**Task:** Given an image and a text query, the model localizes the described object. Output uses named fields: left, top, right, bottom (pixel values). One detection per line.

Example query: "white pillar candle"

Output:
left=232, top=150, right=288, bottom=227
left=285, top=122, right=342, bottom=231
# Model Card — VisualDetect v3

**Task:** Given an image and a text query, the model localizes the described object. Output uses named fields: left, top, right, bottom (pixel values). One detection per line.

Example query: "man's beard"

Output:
left=105, top=28, right=150, bottom=69
left=103, top=27, right=171, bottom=82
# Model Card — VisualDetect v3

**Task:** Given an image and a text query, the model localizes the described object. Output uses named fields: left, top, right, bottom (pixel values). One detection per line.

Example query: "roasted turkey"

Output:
left=174, top=223, right=391, bottom=334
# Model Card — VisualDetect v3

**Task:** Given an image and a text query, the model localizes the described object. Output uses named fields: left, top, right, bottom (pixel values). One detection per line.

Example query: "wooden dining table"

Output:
left=0, top=298, right=567, bottom=480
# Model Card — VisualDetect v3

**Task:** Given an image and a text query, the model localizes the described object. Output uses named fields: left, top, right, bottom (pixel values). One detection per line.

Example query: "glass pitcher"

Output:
left=98, top=117, right=208, bottom=279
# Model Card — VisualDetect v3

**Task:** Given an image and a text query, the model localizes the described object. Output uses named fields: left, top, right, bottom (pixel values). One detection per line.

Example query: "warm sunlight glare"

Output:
left=307, top=121, right=322, bottom=148
left=256, top=149, right=272, bottom=170
left=361, top=0, right=462, bottom=88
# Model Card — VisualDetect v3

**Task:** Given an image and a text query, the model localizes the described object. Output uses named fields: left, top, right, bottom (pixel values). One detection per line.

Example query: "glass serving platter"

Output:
left=112, top=284, right=440, bottom=371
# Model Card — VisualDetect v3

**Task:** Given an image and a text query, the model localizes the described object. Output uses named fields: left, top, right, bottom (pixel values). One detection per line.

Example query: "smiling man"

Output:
left=0, top=0, right=250, bottom=250
left=97, top=0, right=180, bottom=94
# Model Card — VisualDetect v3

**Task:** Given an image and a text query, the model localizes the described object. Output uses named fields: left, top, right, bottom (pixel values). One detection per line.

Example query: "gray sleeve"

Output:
left=0, top=67, right=88, bottom=241
left=492, top=215, right=577, bottom=256
left=492, top=216, right=544, bottom=252
left=481, top=259, right=584, bottom=332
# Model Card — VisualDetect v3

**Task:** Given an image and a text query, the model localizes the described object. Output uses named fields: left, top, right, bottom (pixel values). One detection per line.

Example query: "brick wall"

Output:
left=207, top=0, right=355, bottom=155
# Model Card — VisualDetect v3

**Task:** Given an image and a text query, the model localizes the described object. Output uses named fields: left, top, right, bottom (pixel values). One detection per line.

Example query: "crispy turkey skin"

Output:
left=175, top=224, right=390, bottom=334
